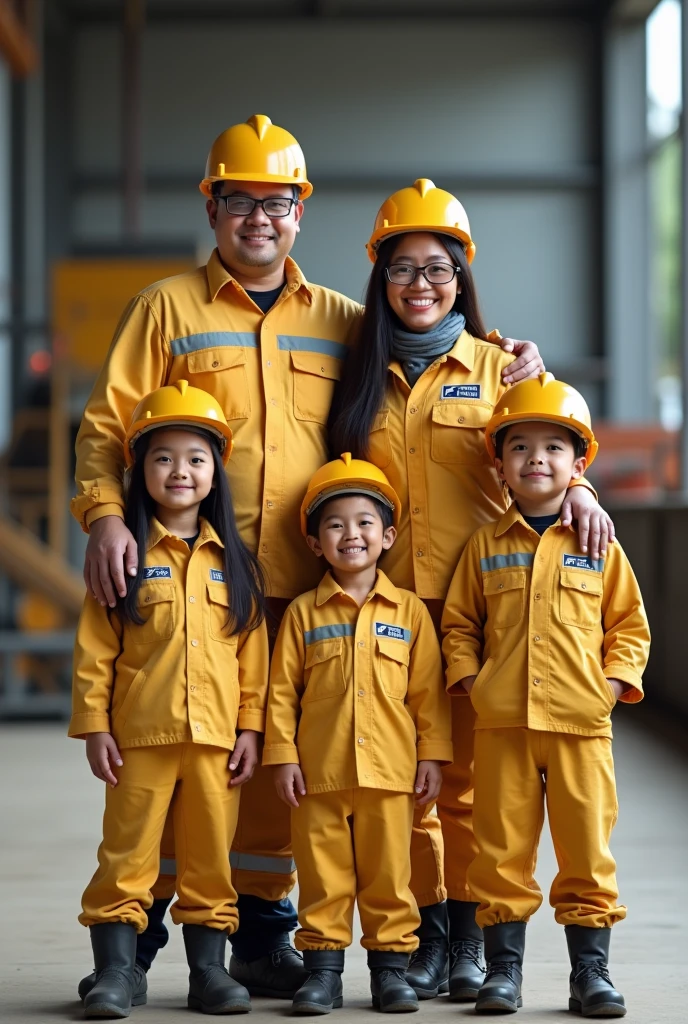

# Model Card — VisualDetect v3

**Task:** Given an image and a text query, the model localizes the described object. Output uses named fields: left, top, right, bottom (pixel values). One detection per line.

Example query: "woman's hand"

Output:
left=274, top=764, right=306, bottom=807
left=228, top=730, right=259, bottom=787
left=85, top=732, right=123, bottom=787
left=414, top=760, right=443, bottom=806
left=562, top=486, right=615, bottom=560
left=498, top=338, right=545, bottom=385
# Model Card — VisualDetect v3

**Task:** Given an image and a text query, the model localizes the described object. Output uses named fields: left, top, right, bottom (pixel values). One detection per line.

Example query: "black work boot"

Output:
left=565, top=926, right=626, bottom=1018
left=405, top=902, right=449, bottom=1000
left=369, top=951, right=419, bottom=1013
left=183, top=924, right=251, bottom=1014
left=83, top=922, right=138, bottom=1019
left=475, top=922, right=526, bottom=1014
left=291, top=949, right=344, bottom=1015
left=79, top=963, right=147, bottom=1006
left=447, top=899, right=485, bottom=1002
left=229, top=933, right=308, bottom=998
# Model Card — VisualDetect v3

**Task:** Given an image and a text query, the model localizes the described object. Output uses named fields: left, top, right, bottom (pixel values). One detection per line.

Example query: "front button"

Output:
left=190, top=685, right=196, bottom=691
left=261, top=544, right=268, bottom=553
left=358, top=737, right=365, bottom=745
left=581, top=583, right=587, bottom=590
left=358, top=689, right=365, bottom=696
left=212, top=360, right=219, bottom=368
left=412, top=506, right=420, bottom=514
left=266, top=360, right=272, bottom=367
left=409, top=407, right=418, bottom=415
left=416, top=549, right=424, bottom=557
left=195, top=724, right=201, bottom=732
left=266, top=501, right=274, bottom=508
left=189, top=595, right=196, bottom=603
left=534, top=593, right=541, bottom=600
left=498, top=583, right=504, bottom=590
left=409, top=447, right=416, bottom=454
left=533, top=635, right=541, bottom=642
left=191, top=639, right=199, bottom=647
left=458, top=416, right=465, bottom=423
left=358, top=641, right=365, bottom=648
left=533, top=678, right=541, bottom=686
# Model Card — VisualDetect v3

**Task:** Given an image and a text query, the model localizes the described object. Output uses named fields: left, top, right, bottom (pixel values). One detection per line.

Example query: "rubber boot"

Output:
left=368, top=951, right=419, bottom=1013
left=405, top=902, right=449, bottom=1000
left=447, top=899, right=485, bottom=1002
left=183, top=924, right=251, bottom=1014
left=291, top=949, right=344, bottom=1015
left=83, top=922, right=138, bottom=1019
left=565, top=926, right=626, bottom=1018
left=229, top=930, right=308, bottom=999
left=475, top=922, right=526, bottom=1014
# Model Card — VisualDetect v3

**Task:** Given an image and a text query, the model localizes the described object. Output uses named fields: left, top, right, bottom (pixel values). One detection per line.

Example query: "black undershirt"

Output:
left=522, top=512, right=560, bottom=536
left=246, top=284, right=285, bottom=314
left=183, top=533, right=199, bottom=550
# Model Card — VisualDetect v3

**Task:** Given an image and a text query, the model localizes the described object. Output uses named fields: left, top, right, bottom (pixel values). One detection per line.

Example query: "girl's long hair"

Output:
left=329, top=233, right=488, bottom=460
left=118, top=428, right=265, bottom=635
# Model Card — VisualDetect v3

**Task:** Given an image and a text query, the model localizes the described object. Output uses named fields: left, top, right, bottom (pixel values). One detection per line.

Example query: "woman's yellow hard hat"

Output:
left=124, top=380, right=234, bottom=466
left=366, top=178, right=476, bottom=264
left=485, top=373, right=598, bottom=467
left=300, top=453, right=401, bottom=536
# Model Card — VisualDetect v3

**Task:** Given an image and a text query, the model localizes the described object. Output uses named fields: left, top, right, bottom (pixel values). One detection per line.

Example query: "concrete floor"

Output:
left=1, top=710, right=686, bottom=1024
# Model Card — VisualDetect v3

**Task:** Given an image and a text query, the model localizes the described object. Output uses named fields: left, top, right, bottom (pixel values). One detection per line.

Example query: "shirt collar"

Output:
left=206, top=248, right=313, bottom=305
left=146, top=516, right=224, bottom=551
left=494, top=502, right=568, bottom=539
left=388, top=328, right=475, bottom=383
left=315, top=568, right=403, bottom=607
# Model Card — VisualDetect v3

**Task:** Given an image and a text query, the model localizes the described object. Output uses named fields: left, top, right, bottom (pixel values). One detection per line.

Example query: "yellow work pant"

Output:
left=291, top=788, right=420, bottom=953
left=81, top=744, right=240, bottom=933
left=468, top=729, right=627, bottom=930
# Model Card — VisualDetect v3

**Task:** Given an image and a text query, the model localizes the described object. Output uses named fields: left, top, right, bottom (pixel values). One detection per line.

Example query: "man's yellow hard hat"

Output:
left=300, top=453, right=401, bottom=536
left=485, top=373, right=598, bottom=467
left=366, top=178, right=476, bottom=264
left=124, top=380, right=234, bottom=466
left=199, top=114, right=313, bottom=199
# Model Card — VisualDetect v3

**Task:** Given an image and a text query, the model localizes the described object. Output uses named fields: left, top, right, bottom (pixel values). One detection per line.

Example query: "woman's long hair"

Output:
left=118, top=428, right=265, bottom=635
left=329, top=233, right=488, bottom=460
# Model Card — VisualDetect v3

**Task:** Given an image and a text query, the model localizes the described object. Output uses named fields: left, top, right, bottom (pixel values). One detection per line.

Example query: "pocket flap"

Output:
left=139, top=582, right=175, bottom=606
left=187, top=347, right=248, bottom=374
left=432, top=400, right=492, bottom=428
left=207, top=582, right=230, bottom=607
left=376, top=637, right=410, bottom=665
left=371, top=410, right=390, bottom=433
left=305, top=636, right=343, bottom=668
left=290, top=350, right=342, bottom=381
left=560, top=570, right=603, bottom=596
left=483, top=570, right=527, bottom=596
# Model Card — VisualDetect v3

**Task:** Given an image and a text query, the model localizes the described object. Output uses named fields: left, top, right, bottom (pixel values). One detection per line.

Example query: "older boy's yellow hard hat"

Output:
left=124, top=380, right=234, bottom=466
left=485, top=372, right=598, bottom=467
left=301, top=453, right=401, bottom=536
left=366, top=178, right=476, bottom=264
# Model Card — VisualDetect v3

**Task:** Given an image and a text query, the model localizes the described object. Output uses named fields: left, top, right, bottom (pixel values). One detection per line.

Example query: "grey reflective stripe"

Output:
left=170, top=331, right=257, bottom=356
left=304, top=623, right=355, bottom=645
left=278, top=335, right=348, bottom=360
left=480, top=552, right=534, bottom=573
left=160, top=857, right=177, bottom=875
left=229, top=852, right=296, bottom=874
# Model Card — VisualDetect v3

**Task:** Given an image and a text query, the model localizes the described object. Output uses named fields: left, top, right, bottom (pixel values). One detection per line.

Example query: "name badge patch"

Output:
left=374, top=622, right=411, bottom=642
left=562, top=554, right=603, bottom=572
left=209, top=569, right=225, bottom=583
left=441, top=384, right=481, bottom=400
left=143, top=565, right=172, bottom=579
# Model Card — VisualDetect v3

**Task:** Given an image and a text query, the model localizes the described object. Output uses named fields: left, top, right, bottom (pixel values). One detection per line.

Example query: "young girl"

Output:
left=69, top=380, right=269, bottom=1019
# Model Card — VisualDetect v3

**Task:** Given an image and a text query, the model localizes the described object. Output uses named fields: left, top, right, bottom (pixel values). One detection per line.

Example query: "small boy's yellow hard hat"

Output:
left=301, top=453, right=401, bottom=536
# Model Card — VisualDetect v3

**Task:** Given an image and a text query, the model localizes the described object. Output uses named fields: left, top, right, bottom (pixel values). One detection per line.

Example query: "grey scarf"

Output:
left=391, top=311, right=466, bottom=388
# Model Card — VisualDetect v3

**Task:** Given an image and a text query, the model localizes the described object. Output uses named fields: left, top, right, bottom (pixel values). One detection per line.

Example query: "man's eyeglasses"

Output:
left=216, top=195, right=298, bottom=219
left=385, top=263, right=461, bottom=286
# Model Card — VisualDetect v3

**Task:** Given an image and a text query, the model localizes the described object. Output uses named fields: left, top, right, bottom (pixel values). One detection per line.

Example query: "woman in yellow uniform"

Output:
left=328, top=179, right=614, bottom=1002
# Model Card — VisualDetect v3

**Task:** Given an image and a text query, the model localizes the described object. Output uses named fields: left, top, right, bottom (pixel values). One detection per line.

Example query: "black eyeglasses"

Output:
left=216, top=195, right=298, bottom=218
left=385, top=263, right=461, bottom=286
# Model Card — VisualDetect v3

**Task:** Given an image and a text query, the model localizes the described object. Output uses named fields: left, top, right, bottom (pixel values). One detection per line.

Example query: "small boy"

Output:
left=264, top=453, right=453, bottom=1015
left=442, top=373, right=650, bottom=1017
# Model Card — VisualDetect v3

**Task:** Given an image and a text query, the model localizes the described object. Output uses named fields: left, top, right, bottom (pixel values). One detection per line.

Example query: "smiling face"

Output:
left=143, top=428, right=215, bottom=515
left=306, top=495, right=396, bottom=575
left=206, top=181, right=303, bottom=278
left=385, top=231, right=460, bottom=333
left=495, top=421, right=587, bottom=516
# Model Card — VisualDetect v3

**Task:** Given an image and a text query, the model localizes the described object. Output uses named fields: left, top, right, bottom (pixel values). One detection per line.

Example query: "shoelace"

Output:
left=450, top=939, right=484, bottom=970
left=484, top=960, right=520, bottom=982
left=376, top=968, right=410, bottom=984
left=306, top=969, right=340, bottom=987
left=409, top=942, right=445, bottom=969
left=573, top=962, right=613, bottom=987
left=270, top=946, right=303, bottom=966
left=92, top=966, right=133, bottom=987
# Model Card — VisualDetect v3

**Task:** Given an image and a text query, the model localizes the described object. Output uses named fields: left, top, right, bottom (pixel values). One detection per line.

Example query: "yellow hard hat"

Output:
left=124, top=380, right=234, bottom=467
left=300, top=453, right=401, bottom=536
left=485, top=372, right=598, bottom=467
left=199, top=114, right=313, bottom=199
left=366, top=178, right=476, bottom=264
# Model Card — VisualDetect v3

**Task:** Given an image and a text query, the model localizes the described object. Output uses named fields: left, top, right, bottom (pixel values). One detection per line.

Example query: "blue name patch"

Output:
left=209, top=569, right=225, bottom=583
left=562, top=554, right=603, bottom=572
left=374, top=622, right=411, bottom=643
left=441, top=384, right=481, bottom=400
left=143, top=565, right=172, bottom=579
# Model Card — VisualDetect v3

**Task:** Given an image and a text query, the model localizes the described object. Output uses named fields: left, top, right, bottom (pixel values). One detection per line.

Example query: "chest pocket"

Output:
left=129, top=583, right=176, bottom=643
left=303, top=637, right=346, bottom=702
left=483, top=570, right=526, bottom=629
left=206, top=583, right=238, bottom=645
left=367, top=409, right=393, bottom=469
left=559, top=570, right=603, bottom=630
left=185, top=347, right=251, bottom=421
left=376, top=637, right=410, bottom=699
left=291, top=351, right=342, bottom=423
left=431, top=399, right=492, bottom=465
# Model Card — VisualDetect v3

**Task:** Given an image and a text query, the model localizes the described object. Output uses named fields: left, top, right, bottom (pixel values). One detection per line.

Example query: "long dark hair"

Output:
left=118, top=428, right=265, bottom=635
left=329, top=233, right=488, bottom=460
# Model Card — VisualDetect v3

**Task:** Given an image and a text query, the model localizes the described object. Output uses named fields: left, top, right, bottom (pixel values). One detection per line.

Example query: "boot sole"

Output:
left=82, top=993, right=147, bottom=1009
left=475, top=995, right=522, bottom=1013
left=83, top=1003, right=131, bottom=1019
left=372, top=996, right=419, bottom=1013
left=188, top=994, right=251, bottom=1014
left=407, top=976, right=449, bottom=1000
left=241, top=986, right=297, bottom=999
left=291, top=997, right=343, bottom=1014
left=449, top=988, right=480, bottom=1002
left=569, top=998, right=627, bottom=1017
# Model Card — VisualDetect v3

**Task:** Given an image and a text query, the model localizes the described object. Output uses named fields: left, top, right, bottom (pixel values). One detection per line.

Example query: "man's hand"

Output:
left=498, top=338, right=545, bottom=385
left=414, top=760, right=443, bottom=806
left=561, top=487, right=615, bottom=560
left=460, top=675, right=477, bottom=695
left=85, top=516, right=139, bottom=608
left=85, top=732, right=122, bottom=787
left=228, top=730, right=260, bottom=787
left=274, top=764, right=306, bottom=807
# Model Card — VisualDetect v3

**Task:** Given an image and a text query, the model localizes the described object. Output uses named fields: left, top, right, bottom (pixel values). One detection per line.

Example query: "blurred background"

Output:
left=0, top=1, right=686, bottom=722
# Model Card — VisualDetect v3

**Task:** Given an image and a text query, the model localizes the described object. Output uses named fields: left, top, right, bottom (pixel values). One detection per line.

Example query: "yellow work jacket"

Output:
left=263, top=569, right=453, bottom=794
left=441, top=504, right=650, bottom=737
left=69, top=517, right=269, bottom=750
left=71, top=250, right=361, bottom=598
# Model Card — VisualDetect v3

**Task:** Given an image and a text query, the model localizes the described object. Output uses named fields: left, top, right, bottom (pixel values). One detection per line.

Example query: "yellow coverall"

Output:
left=70, top=250, right=360, bottom=902
left=264, top=570, right=453, bottom=951
left=442, top=504, right=650, bottom=928
left=69, top=517, right=269, bottom=932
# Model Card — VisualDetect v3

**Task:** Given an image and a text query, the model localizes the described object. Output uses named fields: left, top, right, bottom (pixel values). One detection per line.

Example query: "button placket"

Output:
left=258, top=326, right=283, bottom=567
